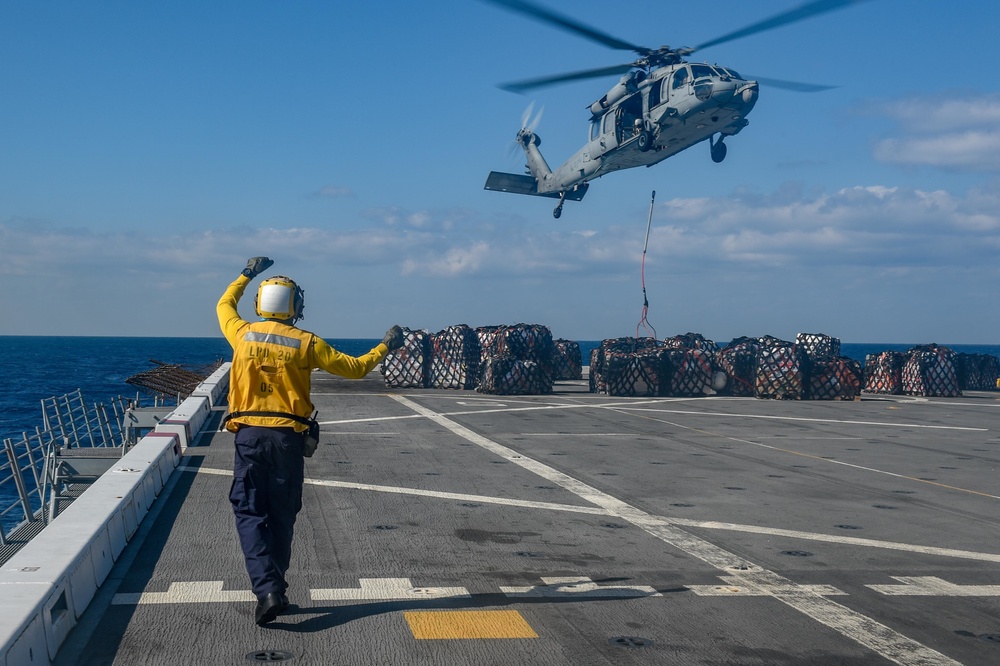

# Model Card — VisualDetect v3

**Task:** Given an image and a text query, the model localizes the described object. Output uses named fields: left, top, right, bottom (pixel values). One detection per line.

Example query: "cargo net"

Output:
left=604, top=348, right=668, bottom=397
left=795, top=333, right=841, bottom=361
left=955, top=353, right=1000, bottom=391
left=807, top=357, right=862, bottom=400
left=477, top=356, right=550, bottom=395
left=863, top=351, right=905, bottom=395
left=429, top=325, right=481, bottom=390
left=553, top=339, right=583, bottom=380
left=716, top=337, right=758, bottom=397
left=755, top=336, right=804, bottom=399
left=380, top=328, right=430, bottom=388
left=666, top=348, right=714, bottom=397
left=589, top=337, right=661, bottom=395
left=589, top=347, right=603, bottom=393
left=902, top=345, right=960, bottom=397
left=478, top=324, right=556, bottom=366
left=476, top=324, right=555, bottom=395
left=125, top=359, right=223, bottom=400
left=663, top=332, right=719, bottom=355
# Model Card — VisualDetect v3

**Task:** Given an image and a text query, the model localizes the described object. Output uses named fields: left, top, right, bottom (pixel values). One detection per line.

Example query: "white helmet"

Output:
left=254, top=276, right=304, bottom=322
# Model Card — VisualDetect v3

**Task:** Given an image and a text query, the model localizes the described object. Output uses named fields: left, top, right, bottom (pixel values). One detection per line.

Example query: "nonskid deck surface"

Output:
left=59, top=375, right=1000, bottom=665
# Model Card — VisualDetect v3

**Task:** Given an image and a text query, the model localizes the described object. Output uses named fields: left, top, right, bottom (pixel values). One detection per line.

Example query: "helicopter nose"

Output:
left=741, top=82, right=759, bottom=105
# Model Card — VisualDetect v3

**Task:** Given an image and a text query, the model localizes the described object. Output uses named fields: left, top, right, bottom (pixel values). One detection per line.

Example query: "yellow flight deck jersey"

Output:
left=217, top=274, right=389, bottom=433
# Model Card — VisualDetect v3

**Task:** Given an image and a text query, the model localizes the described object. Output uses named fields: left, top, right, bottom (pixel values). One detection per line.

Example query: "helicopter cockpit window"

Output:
left=721, top=68, right=743, bottom=81
left=691, top=64, right=715, bottom=80
left=590, top=120, right=599, bottom=141
left=671, top=67, right=689, bottom=90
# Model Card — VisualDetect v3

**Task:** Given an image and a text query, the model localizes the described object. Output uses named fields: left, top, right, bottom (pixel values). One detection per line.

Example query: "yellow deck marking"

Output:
left=404, top=610, right=538, bottom=640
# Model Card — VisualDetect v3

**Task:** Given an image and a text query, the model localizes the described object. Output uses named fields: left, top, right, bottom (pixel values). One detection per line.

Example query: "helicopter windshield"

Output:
left=690, top=64, right=716, bottom=80
left=720, top=67, right=743, bottom=81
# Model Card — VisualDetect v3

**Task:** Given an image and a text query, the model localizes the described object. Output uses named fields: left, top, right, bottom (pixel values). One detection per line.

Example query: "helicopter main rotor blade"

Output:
left=500, top=63, right=637, bottom=94
left=692, top=0, right=873, bottom=53
left=483, top=0, right=649, bottom=54
left=749, top=75, right=838, bottom=92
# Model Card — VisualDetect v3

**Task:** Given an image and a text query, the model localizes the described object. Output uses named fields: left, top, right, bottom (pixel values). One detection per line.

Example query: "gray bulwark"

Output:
left=58, top=372, right=1000, bottom=665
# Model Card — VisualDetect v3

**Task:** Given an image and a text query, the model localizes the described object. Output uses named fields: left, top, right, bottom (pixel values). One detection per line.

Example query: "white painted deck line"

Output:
left=391, top=394, right=962, bottom=666
left=181, top=466, right=1000, bottom=564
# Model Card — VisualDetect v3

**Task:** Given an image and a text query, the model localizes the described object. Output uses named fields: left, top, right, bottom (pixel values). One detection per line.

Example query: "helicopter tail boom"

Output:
left=484, top=172, right=588, bottom=201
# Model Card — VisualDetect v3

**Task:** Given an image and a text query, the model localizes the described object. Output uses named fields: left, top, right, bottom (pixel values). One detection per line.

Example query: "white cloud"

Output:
left=868, top=93, right=1000, bottom=172
left=313, top=185, right=354, bottom=198
left=4, top=183, right=999, bottom=283
left=3, top=183, right=1000, bottom=339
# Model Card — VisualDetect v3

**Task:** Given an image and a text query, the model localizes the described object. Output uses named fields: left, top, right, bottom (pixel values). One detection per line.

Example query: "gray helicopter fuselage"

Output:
left=483, top=0, right=859, bottom=217
left=530, top=63, right=758, bottom=194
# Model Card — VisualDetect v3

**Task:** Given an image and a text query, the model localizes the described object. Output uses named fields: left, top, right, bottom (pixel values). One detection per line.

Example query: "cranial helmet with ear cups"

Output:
left=255, top=276, right=304, bottom=322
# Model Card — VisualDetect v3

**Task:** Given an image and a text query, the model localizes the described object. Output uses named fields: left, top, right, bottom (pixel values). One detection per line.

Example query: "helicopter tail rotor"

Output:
left=523, top=102, right=544, bottom=133
left=507, top=102, right=545, bottom=162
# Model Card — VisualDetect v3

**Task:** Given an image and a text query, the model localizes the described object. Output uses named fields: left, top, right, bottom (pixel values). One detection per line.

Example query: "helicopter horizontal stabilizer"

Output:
left=484, top=171, right=588, bottom=201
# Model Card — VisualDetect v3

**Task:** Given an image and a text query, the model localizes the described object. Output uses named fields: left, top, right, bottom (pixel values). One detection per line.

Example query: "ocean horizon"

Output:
left=3, top=334, right=1000, bottom=532
left=3, top=334, right=1000, bottom=440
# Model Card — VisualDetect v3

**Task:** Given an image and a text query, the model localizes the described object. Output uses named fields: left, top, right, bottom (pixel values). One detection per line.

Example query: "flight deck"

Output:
left=56, top=372, right=1000, bottom=665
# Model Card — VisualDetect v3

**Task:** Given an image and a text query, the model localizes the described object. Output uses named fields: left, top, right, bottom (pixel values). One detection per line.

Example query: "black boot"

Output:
left=254, top=592, right=286, bottom=626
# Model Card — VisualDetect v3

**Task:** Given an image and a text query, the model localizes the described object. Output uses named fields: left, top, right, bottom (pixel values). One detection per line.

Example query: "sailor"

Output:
left=217, top=256, right=404, bottom=626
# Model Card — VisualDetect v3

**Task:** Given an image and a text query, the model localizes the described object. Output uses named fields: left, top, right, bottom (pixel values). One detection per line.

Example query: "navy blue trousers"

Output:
left=230, top=426, right=304, bottom=599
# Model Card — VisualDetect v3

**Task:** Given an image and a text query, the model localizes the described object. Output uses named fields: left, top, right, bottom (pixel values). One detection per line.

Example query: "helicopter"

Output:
left=483, top=0, right=869, bottom=218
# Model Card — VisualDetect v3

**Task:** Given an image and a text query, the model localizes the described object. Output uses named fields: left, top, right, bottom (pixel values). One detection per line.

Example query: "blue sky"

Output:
left=2, top=0, right=999, bottom=343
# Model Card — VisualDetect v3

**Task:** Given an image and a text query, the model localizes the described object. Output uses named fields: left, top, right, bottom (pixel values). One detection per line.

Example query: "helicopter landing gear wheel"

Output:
left=711, top=136, right=727, bottom=163
left=637, top=130, right=653, bottom=152
left=553, top=192, right=566, bottom=219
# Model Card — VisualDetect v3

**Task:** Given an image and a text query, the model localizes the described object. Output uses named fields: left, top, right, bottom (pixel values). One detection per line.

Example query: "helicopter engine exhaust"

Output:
left=589, top=71, right=646, bottom=117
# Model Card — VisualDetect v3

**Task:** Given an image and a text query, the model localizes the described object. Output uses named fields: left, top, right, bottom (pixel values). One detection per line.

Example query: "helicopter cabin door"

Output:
left=598, top=94, right=642, bottom=154
left=597, top=110, right=618, bottom=154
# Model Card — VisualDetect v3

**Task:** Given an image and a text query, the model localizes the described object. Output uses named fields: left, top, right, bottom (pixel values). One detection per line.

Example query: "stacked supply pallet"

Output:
left=476, top=324, right=556, bottom=395
left=717, top=337, right=758, bottom=397
left=664, top=333, right=718, bottom=397
left=902, top=345, right=961, bottom=397
left=755, top=336, right=804, bottom=400
left=429, top=325, right=481, bottom=390
left=553, top=339, right=583, bottom=380
left=589, top=337, right=662, bottom=396
left=795, top=332, right=841, bottom=361
left=663, top=332, right=719, bottom=354
left=796, top=333, right=861, bottom=401
left=589, top=347, right=603, bottom=393
left=604, top=347, right=668, bottom=397
left=380, top=328, right=430, bottom=388
left=808, top=357, right=863, bottom=400
left=477, top=355, right=549, bottom=395
left=863, top=351, right=906, bottom=394
left=954, top=353, right=1000, bottom=391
